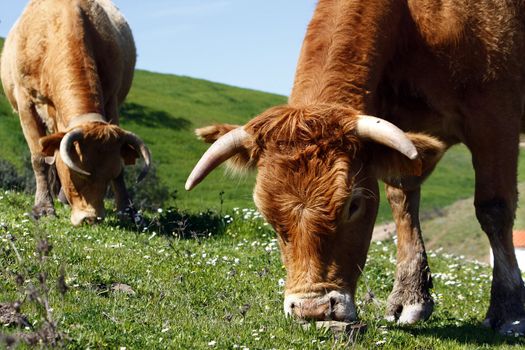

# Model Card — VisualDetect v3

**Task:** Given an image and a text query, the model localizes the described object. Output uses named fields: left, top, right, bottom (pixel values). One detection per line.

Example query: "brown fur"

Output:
left=195, top=0, right=525, bottom=330
left=199, top=104, right=437, bottom=299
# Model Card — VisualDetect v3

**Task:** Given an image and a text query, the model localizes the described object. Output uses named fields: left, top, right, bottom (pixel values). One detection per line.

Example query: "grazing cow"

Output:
left=187, top=0, right=525, bottom=335
left=1, top=0, right=151, bottom=226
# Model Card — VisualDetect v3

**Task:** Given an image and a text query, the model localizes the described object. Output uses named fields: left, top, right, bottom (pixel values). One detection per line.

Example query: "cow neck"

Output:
left=66, top=113, right=108, bottom=130
left=289, top=0, right=405, bottom=113
left=46, top=4, right=105, bottom=125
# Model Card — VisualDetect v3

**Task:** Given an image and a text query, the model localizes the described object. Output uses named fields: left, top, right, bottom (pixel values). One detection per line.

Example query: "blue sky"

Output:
left=0, top=0, right=317, bottom=96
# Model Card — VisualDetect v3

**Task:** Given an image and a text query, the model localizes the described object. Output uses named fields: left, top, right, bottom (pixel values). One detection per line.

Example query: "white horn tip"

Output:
left=185, top=178, right=195, bottom=191
left=407, top=149, right=419, bottom=160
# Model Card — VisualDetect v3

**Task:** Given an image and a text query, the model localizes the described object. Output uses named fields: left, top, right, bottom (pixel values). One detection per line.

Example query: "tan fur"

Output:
left=1, top=0, right=144, bottom=225
left=2, top=0, right=135, bottom=124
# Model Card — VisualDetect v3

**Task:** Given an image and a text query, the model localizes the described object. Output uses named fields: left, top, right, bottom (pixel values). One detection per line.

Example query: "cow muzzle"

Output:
left=70, top=208, right=105, bottom=226
left=284, top=291, right=357, bottom=322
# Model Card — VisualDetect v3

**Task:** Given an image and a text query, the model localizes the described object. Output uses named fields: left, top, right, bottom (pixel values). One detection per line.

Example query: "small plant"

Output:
left=0, top=224, right=66, bottom=348
left=153, top=207, right=225, bottom=239
left=219, top=190, right=225, bottom=216
left=0, top=155, right=37, bottom=194
left=0, top=159, right=26, bottom=192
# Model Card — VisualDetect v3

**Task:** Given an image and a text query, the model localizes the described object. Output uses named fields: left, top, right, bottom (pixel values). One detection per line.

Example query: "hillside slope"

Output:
left=421, top=182, right=525, bottom=262
left=2, top=36, right=525, bottom=220
left=119, top=70, right=286, bottom=209
left=0, top=47, right=287, bottom=210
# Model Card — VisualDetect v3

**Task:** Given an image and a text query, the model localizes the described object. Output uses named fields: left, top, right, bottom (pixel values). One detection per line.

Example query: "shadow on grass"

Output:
left=405, top=323, right=525, bottom=346
left=120, top=102, right=191, bottom=130
left=108, top=207, right=226, bottom=239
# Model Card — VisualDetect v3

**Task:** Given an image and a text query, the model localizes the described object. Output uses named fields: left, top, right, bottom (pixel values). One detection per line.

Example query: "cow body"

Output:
left=1, top=0, right=150, bottom=225
left=188, top=0, right=525, bottom=335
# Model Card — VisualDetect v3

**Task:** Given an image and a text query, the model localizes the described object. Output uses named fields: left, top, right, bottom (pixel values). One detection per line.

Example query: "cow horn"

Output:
left=124, top=132, right=152, bottom=183
left=356, top=115, right=418, bottom=159
left=185, top=127, right=250, bottom=191
left=59, top=128, right=91, bottom=176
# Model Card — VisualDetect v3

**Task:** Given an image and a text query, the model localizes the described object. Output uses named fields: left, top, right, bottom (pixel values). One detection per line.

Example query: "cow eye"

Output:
left=348, top=198, right=362, bottom=220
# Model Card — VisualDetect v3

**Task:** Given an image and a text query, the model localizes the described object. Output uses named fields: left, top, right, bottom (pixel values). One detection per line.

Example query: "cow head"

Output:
left=40, top=122, right=151, bottom=226
left=186, top=105, right=443, bottom=322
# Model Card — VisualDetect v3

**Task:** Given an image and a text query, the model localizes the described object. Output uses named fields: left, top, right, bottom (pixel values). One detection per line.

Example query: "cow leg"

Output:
left=106, top=97, right=138, bottom=221
left=460, top=87, right=525, bottom=335
left=381, top=140, right=442, bottom=325
left=17, top=99, right=55, bottom=217
left=468, top=129, right=525, bottom=335
left=111, top=171, right=132, bottom=212
left=111, top=165, right=143, bottom=226
left=385, top=185, right=433, bottom=324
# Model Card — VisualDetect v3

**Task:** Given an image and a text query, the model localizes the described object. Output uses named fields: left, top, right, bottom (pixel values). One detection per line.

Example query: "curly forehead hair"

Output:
left=244, top=105, right=362, bottom=164
left=249, top=105, right=362, bottom=235
left=81, top=123, right=125, bottom=142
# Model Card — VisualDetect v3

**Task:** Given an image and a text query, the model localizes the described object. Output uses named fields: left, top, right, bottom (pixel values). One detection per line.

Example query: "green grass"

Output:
left=1, top=190, right=525, bottom=349
left=421, top=181, right=525, bottom=263
left=2, top=33, right=524, bottom=218
left=376, top=144, right=525, bottom=223
left=0, top=66, right=286, bottom=211
left=118, top=70, right=286, bottom=210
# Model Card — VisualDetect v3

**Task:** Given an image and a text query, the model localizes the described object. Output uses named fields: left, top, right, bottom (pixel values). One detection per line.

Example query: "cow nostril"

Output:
left=327, top=297, right=337, bottom=319
left=330, top=297, right=337, bottom=308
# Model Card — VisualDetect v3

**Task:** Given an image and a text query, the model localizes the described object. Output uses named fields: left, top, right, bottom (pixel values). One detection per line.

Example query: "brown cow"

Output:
left=1, top=0, right=151, bottom=226
left=187, top=0, right=525, bottom=335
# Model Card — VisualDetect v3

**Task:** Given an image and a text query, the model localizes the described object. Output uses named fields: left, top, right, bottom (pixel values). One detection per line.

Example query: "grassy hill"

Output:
left=0, top=36, right=286, bottom=210
left=2, top=35, right=525, bottom=221
left=1, top=190, right=524, bottom=349
left=118, top=70, right=286, bottom=210
left=3, top=35, right=525, bottom=348
left=421, top=181, right=525, bottom=263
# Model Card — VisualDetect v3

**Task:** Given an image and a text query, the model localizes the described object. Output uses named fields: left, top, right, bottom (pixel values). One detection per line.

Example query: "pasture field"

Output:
left=3, top=34, right=525, bottom=348
left=3, top=73, right=525, bottom=220
left=422, top=182, right=525, bottom=262
left=1, top=191, right=525, bottom=349
left=3, top=34, right=525, bottom=221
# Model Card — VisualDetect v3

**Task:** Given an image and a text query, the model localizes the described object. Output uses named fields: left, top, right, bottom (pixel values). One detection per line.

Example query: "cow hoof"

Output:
left=483, top=317, right=525, bottom=336
left=31, top=204, right=56, bottom=219
left=386, top=301, right=433, bottom=325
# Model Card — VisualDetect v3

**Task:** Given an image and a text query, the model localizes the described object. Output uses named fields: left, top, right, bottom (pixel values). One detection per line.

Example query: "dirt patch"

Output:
left=0, top=302, right=30, bottom=328
left=111, top=283, right=136, bottom=295
left=372, top=222, right=396, bottom=241
left=90, top=282, right=136, bottom=297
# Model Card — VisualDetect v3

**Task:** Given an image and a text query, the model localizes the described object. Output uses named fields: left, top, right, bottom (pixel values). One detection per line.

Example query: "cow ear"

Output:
left=39, top=133, right=66, bottom=156
left=196, top=124, right=255, bottom=172
left=369, top=133, right=445, bottom=182
left=196, top=124, right=242, bottom=143
left=121, top=143, right=139, bottom=165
